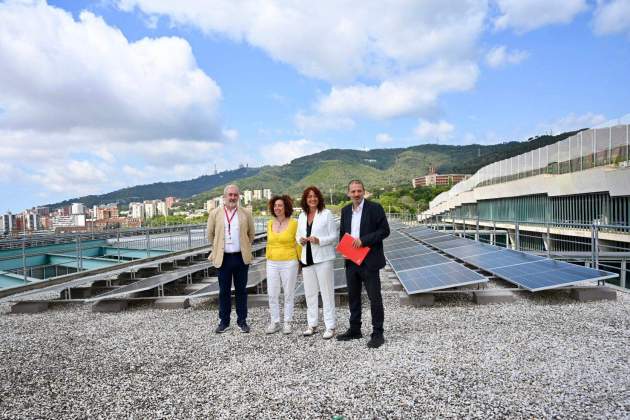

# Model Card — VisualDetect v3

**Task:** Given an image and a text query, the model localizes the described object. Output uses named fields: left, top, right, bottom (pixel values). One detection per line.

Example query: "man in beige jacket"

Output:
left=207, top=184, right=255, bottom=333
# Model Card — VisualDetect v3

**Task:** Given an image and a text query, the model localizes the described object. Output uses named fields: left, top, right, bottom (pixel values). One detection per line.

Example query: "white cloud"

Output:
left=262, top=139, right=327, bottom=165
left=29, top=160, right=112, bottom=195
left=485, top=46, right=529, bottom=68
left=0, top=1, right=222, bottom=141
left=119, top=0, right=487, bottom=83
left=414, top=120, right=455, bottom=141
left=0, top=1, right=227, bottom=200
left=117, top=1, right=490, bottom=129
left=316, top=62, right=478, bottom=119
left=541, top=112, right=607, bottom=134
left=0, top=162, right=12, bottom=180
left=375, top=133, right=393, bottom=144
left=494, top=0, right=588, bottom=32
left=593, top=0, right=630, bottom=36
left=294, top=112, right=355, bottom=133
left=222, top=128, right=239, bottom=141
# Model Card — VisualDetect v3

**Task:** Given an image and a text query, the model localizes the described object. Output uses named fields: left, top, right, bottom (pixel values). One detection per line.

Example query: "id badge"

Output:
left=225, top=235, right=233, bottom=245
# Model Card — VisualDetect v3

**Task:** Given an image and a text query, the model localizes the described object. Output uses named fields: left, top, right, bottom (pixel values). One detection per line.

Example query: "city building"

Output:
left=412, top=167, right=471, bottom=188
left=263, top=189, right=272, bottom=200
left=94, top=204, right=119, bottom=220
left=1, top=212, right=15, bottom=235
left=144, top=201, right=157, bottom=219
left=71, top=203, right=85, bottom=215
left=35, top=207, right=50, bottom=217
left=253, top=189, right=262, bottom=200
left=129, top=202, right=145, bottom=220
left=243, top=190, right=253, bottom=205
left=52, top=214, right=86, bottom=228
left=165, top=196, right=177, bottom=209
left=24, top=212, right=38, bottom=231
left=156, top=201, right=168, bottom=217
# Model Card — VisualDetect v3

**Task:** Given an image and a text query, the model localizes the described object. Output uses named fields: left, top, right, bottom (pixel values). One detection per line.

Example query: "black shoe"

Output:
left=367, top=334, right=385, bottom=348
left=238, top=322, right=250, bottom=333
left=215, top=323, right=229, bottom=334
left=336, top=328, right=363, bottom=341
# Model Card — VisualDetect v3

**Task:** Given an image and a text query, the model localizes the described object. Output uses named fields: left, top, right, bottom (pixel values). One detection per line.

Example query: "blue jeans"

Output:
left=218, top=252, right=249, bottom=326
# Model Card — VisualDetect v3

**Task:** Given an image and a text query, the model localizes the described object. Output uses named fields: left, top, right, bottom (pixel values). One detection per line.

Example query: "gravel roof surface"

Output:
left=1, top=273, right=629, bottom=419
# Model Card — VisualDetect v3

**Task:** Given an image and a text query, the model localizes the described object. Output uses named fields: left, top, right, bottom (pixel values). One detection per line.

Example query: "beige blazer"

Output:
left=207, top=206, right=255, bottom=268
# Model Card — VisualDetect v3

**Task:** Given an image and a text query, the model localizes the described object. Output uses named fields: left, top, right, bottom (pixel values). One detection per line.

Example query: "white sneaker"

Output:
left=322, top=328, right=336, bottom=339
left=282, top=323, right=292, bottom=335
left=265, top=322, right=281, bottom=334
left=302, top=326, right=317, bottom=336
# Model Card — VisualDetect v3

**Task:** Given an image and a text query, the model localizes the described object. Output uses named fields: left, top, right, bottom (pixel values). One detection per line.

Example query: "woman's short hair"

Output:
left=268, top=195, right=294, bottom=218
left=300, top=186, right=325, bottom=213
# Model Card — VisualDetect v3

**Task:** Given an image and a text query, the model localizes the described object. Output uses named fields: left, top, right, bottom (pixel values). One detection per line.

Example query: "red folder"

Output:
left=336, top=233, right=371, bottom=265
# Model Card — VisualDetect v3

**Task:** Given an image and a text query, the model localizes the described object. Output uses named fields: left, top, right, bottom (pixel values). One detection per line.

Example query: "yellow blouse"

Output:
left=266, top=218, right=300, bottom=261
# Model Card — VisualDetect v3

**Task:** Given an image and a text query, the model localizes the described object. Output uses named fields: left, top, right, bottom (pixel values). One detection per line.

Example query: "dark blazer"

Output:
left=340, top=199, right=390, bottom=270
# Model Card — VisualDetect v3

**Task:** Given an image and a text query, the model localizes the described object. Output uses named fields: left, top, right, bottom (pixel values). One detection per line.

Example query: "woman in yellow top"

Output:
left=265, top=195, right=300, bottom=335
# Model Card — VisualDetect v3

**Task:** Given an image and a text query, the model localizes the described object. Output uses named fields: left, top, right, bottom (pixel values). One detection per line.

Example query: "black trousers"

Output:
left=218, top=252, right=249, bottom=326
left=345, top=263, right=384, bottom=335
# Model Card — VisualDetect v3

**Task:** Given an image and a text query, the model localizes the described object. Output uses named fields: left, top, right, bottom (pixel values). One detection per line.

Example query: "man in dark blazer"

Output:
left=337, top=179, right=390, bottom=348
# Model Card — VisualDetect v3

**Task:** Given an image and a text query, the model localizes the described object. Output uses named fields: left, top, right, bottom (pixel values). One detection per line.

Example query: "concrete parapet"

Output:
left=473, top=290, right=516, bottom=305
left=60, top=286, right=93, bottom=299
left=11, top=301, right=50, bottom=314
left=570, top=287, right=616, bottom=302
left=92, top=299, right=128, bottom=313
left=245, top=294, right=268, bottom=308
left=390, top=280, right=403, bottom=292
left=155, top=297, right=190, bottom=310
left=399, top=292, right=435, bottom=307
left=334, top=293, right=349, bottom=306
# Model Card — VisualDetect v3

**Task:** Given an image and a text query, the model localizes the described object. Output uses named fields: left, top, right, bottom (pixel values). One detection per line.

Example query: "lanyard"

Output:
left=224, top=207, right=237, bottom=236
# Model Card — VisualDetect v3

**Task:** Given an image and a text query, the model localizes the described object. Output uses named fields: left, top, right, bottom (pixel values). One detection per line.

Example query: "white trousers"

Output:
left=266, top=259, right=299, bottom=323
left=302, top=259, right=336, bottom=329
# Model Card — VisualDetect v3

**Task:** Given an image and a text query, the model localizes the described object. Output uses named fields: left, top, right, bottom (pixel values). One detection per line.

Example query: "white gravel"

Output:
left=1, top=274, right=629, bottom=419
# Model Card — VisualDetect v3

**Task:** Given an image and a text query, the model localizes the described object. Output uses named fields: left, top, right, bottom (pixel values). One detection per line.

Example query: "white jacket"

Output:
left=296, top=208, right=337, bottom=264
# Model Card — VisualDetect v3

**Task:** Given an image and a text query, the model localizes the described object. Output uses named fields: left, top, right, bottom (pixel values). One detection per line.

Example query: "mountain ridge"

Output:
left=47, top=129, right=583, bottom=209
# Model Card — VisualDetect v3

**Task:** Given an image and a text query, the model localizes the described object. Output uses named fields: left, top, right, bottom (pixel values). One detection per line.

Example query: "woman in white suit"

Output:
left=296, top=186, right=337, bottom=339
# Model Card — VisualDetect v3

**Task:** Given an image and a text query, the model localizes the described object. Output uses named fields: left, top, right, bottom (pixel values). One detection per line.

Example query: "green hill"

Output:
left=49, top=128, right=583, bottom=211
left=47, top=167, right=260, bottom=209
left=187, top=129, right=581, bottom=205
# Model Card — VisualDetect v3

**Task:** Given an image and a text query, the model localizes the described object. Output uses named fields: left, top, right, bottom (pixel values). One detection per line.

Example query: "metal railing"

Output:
left=0, top=218, right=269, bottom=287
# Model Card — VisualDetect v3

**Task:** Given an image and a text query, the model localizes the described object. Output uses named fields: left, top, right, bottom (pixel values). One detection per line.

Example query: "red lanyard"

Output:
left=224, top=207, right=237, bottom=236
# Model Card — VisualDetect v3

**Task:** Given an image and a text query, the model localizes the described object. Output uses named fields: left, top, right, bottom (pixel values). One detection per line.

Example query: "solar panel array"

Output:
left=384, top=227, right=488, bottom=294
left=406, top=227, right=617, bottom=291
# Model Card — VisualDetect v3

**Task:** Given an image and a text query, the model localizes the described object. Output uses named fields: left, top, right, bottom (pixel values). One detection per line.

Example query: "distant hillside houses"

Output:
left=205, top=188, right=273, bottom=212
left=412, top=166, right=471, bottom=188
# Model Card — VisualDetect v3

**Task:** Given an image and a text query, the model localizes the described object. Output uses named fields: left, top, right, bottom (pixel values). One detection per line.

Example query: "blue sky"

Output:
left=1, top=0, right=629, bottom=212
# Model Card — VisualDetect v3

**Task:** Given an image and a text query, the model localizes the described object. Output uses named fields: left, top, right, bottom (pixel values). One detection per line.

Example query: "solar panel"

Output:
left=401, top=226, right=430, bottom=234
left=388, top=252, right=450, bottom=272
left=423, top=234, right=460, bottom=244
left=463, top=249, right=544, bottom=270
left=410, top=229, right=449, bottom=239
left=424, top=234, right=619, bottom=291
left=384, top=237, right=415, bottom=245
left=396, top=262, right=487, bottom=294
left=88, top=261, right=214, bottom=301
left=385, top=241, right=424, bottom=252
left=384, top=245, right=434, bottom=260
left=433, top=238, right=477, bottom=250
left=491, top=260, right=617, bottom=291
left=447, top=243, right=501, bottom=258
